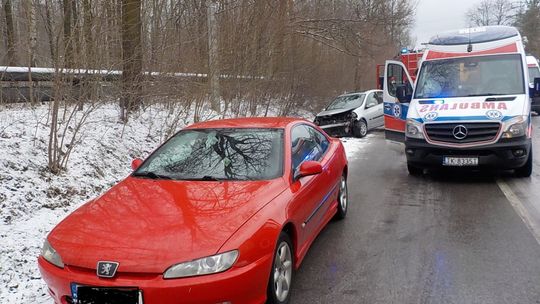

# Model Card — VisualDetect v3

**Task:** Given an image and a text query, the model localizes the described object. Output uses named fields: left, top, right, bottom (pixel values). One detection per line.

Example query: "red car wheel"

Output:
left=267, top=232, right=294, bottom=304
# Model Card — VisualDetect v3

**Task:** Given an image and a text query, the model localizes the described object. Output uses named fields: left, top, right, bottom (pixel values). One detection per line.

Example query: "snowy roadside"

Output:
left=340, top=133, right=375, bottom=160
left=0, top=103, right=186, bottom=303
left=0, top=103, right=364, bottom=303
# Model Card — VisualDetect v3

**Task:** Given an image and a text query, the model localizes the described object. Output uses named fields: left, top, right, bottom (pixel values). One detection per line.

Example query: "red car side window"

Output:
left=291, top=125, right=328, bottom=170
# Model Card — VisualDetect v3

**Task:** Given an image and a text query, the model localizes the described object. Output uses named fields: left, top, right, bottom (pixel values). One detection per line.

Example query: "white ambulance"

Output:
left=383, top=26, right=537, bottom=177
left=527, top=55, right=540, bottom=113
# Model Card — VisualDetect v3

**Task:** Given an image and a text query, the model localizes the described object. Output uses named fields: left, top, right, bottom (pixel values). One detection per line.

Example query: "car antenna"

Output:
left=467, top=28, right=473, bottom=53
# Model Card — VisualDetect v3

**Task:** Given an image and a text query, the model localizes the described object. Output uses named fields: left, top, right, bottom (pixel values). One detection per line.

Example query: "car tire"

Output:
left=515, top=146, right=533, bottom=178
left=407, top=163, right=423, bottom=176
left=353, top=119, right=368, bottom=138
left=334, top=175, right=348, bottom=220
left=267, top=232, right=294, bottom=304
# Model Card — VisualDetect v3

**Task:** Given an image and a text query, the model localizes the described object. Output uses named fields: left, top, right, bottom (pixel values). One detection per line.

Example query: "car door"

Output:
left=383, top=60, right=414, bottom=142
left=373, top=91, right=385, bottom=127
left=363, top=92, right=382, bottom=130
left=289, top=125, right=333, bottom=248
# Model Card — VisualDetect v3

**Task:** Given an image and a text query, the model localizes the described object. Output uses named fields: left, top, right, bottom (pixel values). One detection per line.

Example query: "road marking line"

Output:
left=497, top=179, right=540, bottom=245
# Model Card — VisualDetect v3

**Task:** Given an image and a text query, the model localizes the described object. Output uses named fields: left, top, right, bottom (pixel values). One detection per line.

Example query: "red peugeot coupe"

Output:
left=38, top=117, right=349, bottom=304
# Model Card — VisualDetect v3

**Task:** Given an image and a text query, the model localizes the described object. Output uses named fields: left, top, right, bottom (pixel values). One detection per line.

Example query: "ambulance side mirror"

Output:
left=534, top=78, right=540, bottom=97
left=396, top=85, right=412, bottom=103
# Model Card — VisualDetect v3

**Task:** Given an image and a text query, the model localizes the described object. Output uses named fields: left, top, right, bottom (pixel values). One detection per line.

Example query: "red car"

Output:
left=38, top=117, right=349, bottom=304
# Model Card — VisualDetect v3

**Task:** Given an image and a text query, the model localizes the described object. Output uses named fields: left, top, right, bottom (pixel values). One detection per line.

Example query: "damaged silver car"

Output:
left=314, top=90, right=384, bottom=137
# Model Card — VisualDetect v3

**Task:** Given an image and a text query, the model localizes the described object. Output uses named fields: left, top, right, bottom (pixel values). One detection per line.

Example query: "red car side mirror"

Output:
left=131, top=158, right=143, bottom=171
left=295, top=161, right=323, bottom=180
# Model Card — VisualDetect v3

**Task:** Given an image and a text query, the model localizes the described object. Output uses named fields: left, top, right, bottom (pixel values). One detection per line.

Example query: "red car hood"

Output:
left=48, top=177, right=286, bottom=274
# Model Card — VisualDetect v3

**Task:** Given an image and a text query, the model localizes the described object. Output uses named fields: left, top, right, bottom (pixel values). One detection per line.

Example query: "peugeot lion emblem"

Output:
left=453, top=125, right=468, bottom=140
left=97, top=261, right=119, bottom=278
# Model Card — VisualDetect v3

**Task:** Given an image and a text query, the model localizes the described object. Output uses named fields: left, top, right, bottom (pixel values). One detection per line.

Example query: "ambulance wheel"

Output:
left=353, top=119, right=367, bottom=138
left=407, top=163, right=423, bottom=176
left=515, top=146, right=532, bottom=178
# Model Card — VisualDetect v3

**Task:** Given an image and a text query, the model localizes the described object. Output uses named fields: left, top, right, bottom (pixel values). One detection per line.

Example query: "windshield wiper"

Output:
left=197, top=175, right=224, bottom=181
left=465, top=93, right=505, bottom=97
left=179, top=175, right=245, bottom=181
left=132, top=171, right=173, bottom=180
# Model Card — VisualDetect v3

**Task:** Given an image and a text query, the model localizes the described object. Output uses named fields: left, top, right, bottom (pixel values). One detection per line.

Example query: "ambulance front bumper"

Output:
left=405, top=137, right=532, bottom=170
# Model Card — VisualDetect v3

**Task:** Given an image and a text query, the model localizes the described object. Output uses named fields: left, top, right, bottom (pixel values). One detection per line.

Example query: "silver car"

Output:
left=314, top=90, right=384, bottom=137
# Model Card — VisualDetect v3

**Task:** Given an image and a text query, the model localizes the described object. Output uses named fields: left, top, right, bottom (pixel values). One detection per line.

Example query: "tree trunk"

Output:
left=120, top=0, right=143, bottom=122
left=2, top=0, right=17, bottom=66
left=82, top=0, right=93, bottom=67
left=24, top=0, right=38, bottom=67
left=207, top=0, right=220, bottom=111
left=71, top=0, right=80, bottom=66
left=63, top=0, right=74, bottom=68
left=44, top=0, right=56, bottom=65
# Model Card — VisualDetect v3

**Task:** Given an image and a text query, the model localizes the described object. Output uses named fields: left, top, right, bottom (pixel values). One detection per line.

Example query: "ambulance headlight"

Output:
left=502, top=116, right=528, bottom=139
left=406, top=119, right=424, bottom=139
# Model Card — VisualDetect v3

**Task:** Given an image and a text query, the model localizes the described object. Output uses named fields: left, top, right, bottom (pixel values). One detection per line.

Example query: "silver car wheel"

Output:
left=273, top=241, right=292, bottom=302
left=360, top=122, right=367, bottom=136
left=339, top=176, right=348, bottom=211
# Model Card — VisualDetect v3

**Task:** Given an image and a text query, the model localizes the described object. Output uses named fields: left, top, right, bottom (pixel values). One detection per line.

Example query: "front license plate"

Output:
left=71, top=283, right=143, bottom=304
left=443, top=156, right=479, bottom=167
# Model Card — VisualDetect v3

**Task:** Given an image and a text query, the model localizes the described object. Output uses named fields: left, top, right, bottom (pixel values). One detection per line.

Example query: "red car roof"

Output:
left=186, top=117, right=305, bottom=129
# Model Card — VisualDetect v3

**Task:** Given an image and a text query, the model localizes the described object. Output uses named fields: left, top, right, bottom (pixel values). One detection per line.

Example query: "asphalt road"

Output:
left=289, top=115, right=540, bottom=304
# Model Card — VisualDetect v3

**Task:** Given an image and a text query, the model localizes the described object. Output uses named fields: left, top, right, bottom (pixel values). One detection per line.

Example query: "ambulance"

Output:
left=383, top=26, right=538, bottom=177
left=527, top=55, right=540, bottom=113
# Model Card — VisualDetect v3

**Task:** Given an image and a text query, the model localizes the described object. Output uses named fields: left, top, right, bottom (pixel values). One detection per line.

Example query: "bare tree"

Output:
left=2, top=0, right=17, bottom=66
left=120, top=0, right=143, bottom=122
left=42, top=0, right=57, bottom=65
left=22, top=0, right=38, bottom=104
left=466, top=0, right=518, bottom=27
left=516, top=0, right=540, bottom=56
left=207, top=0, right=220, bottom=111
left=63, top=0, right=74, bottom=67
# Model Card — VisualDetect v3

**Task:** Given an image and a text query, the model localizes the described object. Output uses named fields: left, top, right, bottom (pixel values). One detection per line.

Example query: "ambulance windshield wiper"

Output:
left=465, top=93, right=505, bottom=97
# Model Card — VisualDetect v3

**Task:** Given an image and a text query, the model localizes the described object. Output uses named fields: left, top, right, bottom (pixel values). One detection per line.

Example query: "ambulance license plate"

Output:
left=443, top=156, right=479, bottom=167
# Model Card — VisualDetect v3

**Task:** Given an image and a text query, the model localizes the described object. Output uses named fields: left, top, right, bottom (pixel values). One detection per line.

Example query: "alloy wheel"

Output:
left=273, top=241, right=293, bottom=302
left=339, top=176, right=348, bottom=211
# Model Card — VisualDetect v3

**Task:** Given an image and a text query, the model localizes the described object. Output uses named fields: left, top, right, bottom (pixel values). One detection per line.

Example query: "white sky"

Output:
left=412, top=0, right=484, bottom=48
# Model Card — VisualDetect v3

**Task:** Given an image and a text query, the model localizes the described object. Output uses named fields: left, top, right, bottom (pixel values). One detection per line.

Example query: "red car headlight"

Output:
left=163, top=250, right=239, bottom=279
left=41, top=239, right=64, bottom=268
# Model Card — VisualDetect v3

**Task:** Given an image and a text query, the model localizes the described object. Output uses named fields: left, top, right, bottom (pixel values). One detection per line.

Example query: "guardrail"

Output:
left=0, top=66, right=265, bottom=103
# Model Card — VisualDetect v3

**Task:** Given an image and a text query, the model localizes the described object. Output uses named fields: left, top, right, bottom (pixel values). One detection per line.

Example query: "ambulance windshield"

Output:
left=529, top=66, right=540, bottom=82
left=414, top=54, right=525, bottom=99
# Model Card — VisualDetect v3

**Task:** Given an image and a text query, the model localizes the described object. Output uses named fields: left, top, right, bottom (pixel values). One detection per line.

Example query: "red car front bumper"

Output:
left=38, top=254, right=272, bottom=304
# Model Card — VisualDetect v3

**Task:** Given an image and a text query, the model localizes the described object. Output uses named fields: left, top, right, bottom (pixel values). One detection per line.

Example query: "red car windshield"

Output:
left=134, top=128, right=284, bottom=181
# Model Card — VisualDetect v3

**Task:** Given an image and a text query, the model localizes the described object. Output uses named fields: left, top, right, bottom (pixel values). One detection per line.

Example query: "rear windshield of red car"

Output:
left=134, top=128, right=284, bottom=181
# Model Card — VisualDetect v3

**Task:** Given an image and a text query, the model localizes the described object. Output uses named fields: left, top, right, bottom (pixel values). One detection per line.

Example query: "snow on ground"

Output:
left=0, top=102, right=364, bottom=303
left=0, top=102, right=191, bottom=303
left=340, top=133, right=375, bottom=160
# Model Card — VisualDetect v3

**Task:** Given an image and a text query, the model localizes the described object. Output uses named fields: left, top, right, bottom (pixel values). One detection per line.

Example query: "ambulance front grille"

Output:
left=424, top=122, right=501, bottom=144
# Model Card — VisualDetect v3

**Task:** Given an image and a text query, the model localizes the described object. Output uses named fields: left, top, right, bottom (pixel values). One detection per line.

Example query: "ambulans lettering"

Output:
left=483, top=103, right=495, bottom=110
left=418, top=102, right=507, bottom=112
